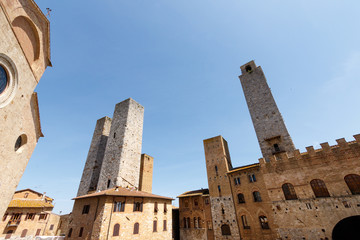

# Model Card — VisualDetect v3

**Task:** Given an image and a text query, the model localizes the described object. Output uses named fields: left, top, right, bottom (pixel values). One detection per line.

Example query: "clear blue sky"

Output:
left=18, top=0, right=360, bottom=214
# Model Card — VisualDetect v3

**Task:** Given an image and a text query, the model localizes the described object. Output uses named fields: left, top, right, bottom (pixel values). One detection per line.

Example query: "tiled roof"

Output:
left=8, top=199, right=54, bottom=208
left=227, top=163, right=259, bottom=173
left=177, top=188, right=209, bottom=198
left=74, top=187, right=173, bottom=200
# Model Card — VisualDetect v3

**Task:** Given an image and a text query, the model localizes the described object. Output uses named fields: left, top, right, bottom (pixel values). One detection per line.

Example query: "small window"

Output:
left=113, top=223, right=120, bottom=236
left=245, top=65, right=252, bottom=73
left=163, top=220, right=167, bottom=231
left=234, top=177, right=241, bottom=185
left=49, top=224, right=54, bottom=230
left=221, top=208, right=225, bottom=215
left=310, top=179, right=330, bottom=198
left=184, top=199, right=189, bottom=208
left=205, top=198, right=209, bottom=205
left=0, top=63, right=8, bottom=94
left=187, top=217, right=191, bottom=228
left=198, top=217, right=201, bottom=228
left=133, top=202, right=143, bottom=212
left=5, top=230, right=13, bottom=239
left=15, top=134, right=27, bottom=152
left=215, top=165, right=218, bottom=176
left=183, top=217, right=187, bottom=228
left=259, top=216, right=269, bottom=229
left=133, top=222, right=139, bottom=234
left=221, top=224, right=231, bottom=236
left=2, top=213, right=8, bottom=221
left=79, top=227, right=84, bottom=237
left=24, top=193, right=29, bottom=198
left=35, top=229, right=41, bottom=236
left=153, top=220, right=158, bottom=232
left=218, top=185, right=221, bottom=195
left=164, top=203, right=168, bottom=213
left=107, top=179, right=111, bottom=189
left=25, top=213, right=35, bottom=220
left=282, top=183, right=298, bottom=200
left=82, top=205, right=90, bottom=214
left=68, top=228, right=73, bottom=237
left=114, top=201, right=125, bottom=212
left=249, top=174, right=256, bottom=183
left=154, top=202, right=158, bottom=212
left=344, top=174, right=360, bottom=195
left=194, top=199, right=199, bottom=207
left=237, top=193, right=245, bottom=203
left=39, top=214, right=47, bottom=220
left=21, top=229, right=28, bottom=238
left=194, top=217, right=198, bottom=228
left=241, top=215, right=250, bottom=229
left=274, top=144, right=280, bottom=152
left=253, top=191, right=262, bottom=202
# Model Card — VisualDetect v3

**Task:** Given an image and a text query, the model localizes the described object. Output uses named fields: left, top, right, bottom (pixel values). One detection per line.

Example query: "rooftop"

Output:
left=177, top=188, right=209, bottom=198
left=74, top=187, right=173, bottom=201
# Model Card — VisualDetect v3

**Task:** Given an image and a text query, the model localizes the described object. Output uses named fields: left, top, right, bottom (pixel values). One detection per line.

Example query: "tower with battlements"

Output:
left=239, top=61, right=295, bottom=161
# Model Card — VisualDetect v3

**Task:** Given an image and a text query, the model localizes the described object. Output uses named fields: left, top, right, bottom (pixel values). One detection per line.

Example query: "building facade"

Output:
left=0, top=0, right=51, bottom=218
left=177, top=189, right=214, bottom=240
left=0, top=189, right=60, bottom=239
left=180, top=61, right=360, bottom=240
left=67, top=187, right=172, bottom=240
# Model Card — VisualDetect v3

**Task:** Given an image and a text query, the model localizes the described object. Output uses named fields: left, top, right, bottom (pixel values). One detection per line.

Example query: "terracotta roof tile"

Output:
left=8, top=199, right=54, bottom=208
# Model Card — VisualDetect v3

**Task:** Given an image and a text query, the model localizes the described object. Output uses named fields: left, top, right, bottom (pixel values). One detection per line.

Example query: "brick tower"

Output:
left=77, top=117, right=112, bottom=196
left=239, top=60, right=295, bottom=161
left=97, top=98, right=144, bottom=191
left=204, top=136, right=240, bottom=239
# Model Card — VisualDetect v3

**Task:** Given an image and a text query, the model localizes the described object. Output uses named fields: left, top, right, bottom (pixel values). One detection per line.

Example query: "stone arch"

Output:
left=332, top=215, right=360, bottom=240
left=12, top=16, right=40, bottom=63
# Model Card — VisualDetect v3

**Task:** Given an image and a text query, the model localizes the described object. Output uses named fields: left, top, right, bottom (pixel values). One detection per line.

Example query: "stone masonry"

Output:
left=239, top=60, right=295, bottom=161
left=77, top=117, right=112, bottom=196
left=139, top=154, right=154, bottom=193
left=97, top=98, right=144, bottom=191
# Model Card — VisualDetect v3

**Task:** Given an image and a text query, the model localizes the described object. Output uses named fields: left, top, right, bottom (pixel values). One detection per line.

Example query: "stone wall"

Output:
left=77, top=117, right=112, bottom=196
left=97, top=98, right=144, bottom=191
left=139, top=154, right=154, bottom=193
left=239, top=60, right=295, bottom=161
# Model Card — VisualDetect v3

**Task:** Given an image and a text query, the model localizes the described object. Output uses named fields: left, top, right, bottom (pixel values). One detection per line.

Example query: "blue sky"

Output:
left=18, top=0, right=360, bottom=214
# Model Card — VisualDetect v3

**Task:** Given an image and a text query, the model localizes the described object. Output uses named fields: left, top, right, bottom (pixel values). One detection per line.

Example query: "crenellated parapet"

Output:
left=259, top=134, right=360, bottom=171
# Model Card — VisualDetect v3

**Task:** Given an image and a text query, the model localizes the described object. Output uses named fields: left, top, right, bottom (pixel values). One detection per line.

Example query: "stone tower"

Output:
left=97, top=98, right=144, bottom=191
left=0, top=0, right=51, bottom=217
left=77, top=117, right=112, bottom=196
left=204, top=136, right=240, bottom=239
left=239, top=60, right=295, bottom=160
left=139, top=154, right=154, bottom=193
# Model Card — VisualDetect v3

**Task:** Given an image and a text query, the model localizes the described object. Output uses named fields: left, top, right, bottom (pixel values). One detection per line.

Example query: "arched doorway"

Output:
left=332, top=215, right=360, bottom=240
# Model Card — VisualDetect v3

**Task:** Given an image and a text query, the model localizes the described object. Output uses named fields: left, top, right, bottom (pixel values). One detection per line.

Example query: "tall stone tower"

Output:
left=0, top=0, right=51, bottom=217
left=77, top=117, right=112, bottom=196
left=97, top=98, right=144, bottom=191
left=204, top=136, right=240, bottom=240
left=239, top=60, right=295, bottom=160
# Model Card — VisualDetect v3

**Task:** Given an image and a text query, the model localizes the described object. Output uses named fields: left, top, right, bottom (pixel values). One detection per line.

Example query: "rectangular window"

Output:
left=114, top=202, right=125, bottom=212
left=154, top=202, right=158, bottom=213
left=205, top=198, right=209, bottom=205
left=82, top=205, right=90, bottom=214
left=79, top=227, right=84, bottom=237
left=153, top=220, right=157, bottom=232
left=35, top=229, right=41, bottom=236
left=306, top=203, right=312, bottom=209
left=241, top=215, right=250, bottom=229
left=133, top=202, right=143, bottom=212
left=164, top=203, right=167, bottom=213
left=249, top=174, right=256, bottom=183
left=49, top=224, right=54, bottom=230
left=194, top=199, right=199, bottom=207
left=39, top=214, right=47, bottom=220
left=163, top=220, right=167, bottom=231
left=234, top=177, right=241, bottom=185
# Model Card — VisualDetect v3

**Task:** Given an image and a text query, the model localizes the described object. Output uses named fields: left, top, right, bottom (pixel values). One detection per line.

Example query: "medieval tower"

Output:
left=239, top=60, right=295, bottom=161
left=0, top=0, right=51, bottom=217
left=77, top=98, right=154, bottom=197
left=204, top=136, right=240, bottom=240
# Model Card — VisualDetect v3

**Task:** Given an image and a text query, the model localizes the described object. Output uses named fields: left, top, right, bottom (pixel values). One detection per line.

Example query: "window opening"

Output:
left=310, top=179, right=330, bottom=198
left=221, top=224, right=231, bottom=236
left=253, top=191, right=262, bottom=202
left=163, top=220, right=167, bottom=231
left=241, top=215, right=250, bottom=229
left=282, top=183, right=298, bottom=200
left=249, top=174, right=256, bottom=183
left=114, top=201, right=125, bottom=212
left=345, top=174, right=360, bottom=195
left=113, top=224, right=120, bottom=236
left=259, top=216, right=269, bottom=229
left=82, top=205, right=90, bottom=214
left=133, top=222, right=139, bottom=234
left=237, top=193, right=245, bottom=203
left=0, top=65, right=8, bottom=95
left=153, top=220, right=158, bottom=232
left=79, top=227, right=83, bottom=237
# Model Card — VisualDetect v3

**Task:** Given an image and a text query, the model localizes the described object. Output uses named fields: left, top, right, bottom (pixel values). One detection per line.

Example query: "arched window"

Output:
left=345, top=174, right=360, bottom=195
left=282, top=183, right=297, bottom=200
left=21, top=229, right=27, bottom=238
left=153, top=220, right=158, bottom=232
left=253, top=191, right=262, bottom=202
left=221, top=224, right=231, bottom=236
left=198, top=217, right=201, bottom=228
left=259, top=216, right=269, bottom=229
left=241, top=215, right=250, bottom=229
left=67, top=228, right=72, bottom=238
left=113, top=224, right=120, bottom=236
left=194, top=217, right=198, bottom=228
left=310, top=179, right=330, bottom=198
left=187, top=217, right=191, bottom=228
left=133, top=222, right=139, bottom=234
left=237, top=193, right=245, bottom=203
left=183, top=217, right=187, bottom=228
